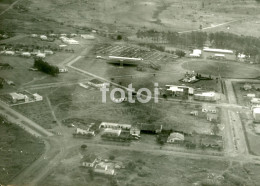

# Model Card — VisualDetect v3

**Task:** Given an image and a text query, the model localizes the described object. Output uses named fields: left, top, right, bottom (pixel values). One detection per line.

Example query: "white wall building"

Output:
left=33, top=93, right=43, bottom=101
left=99, top=122, right=131, bottom=130
left=253, top=108, right=260, bottom=122
left=40, top=35, right=48, bottom=40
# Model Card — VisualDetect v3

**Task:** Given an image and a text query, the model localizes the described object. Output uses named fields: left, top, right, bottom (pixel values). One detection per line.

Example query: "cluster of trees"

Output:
left=138, top=43, right=165, bottom=52
left=136, top=29, right=260, bottom=62
left=34, top=58, right=59, bottom=76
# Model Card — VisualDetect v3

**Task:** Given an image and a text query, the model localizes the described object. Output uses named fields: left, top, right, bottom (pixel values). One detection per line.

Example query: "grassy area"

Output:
left=1, top=0, right=260, bottom=37
left=47, top=85, right=213, bottom=135
left=13, top=99, right=55, bottom=129
left=182, top=60, right=260, bottom=79
left=0, top=115, right=44, bottom=185
left=39, top=145, right=260, bottom=186
left=232, top=82, right=260, bottom=106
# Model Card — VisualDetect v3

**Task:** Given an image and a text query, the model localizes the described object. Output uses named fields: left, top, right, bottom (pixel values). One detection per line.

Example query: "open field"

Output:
left=0, top=115, right=44, bottom=185
left=46, top=85, right=214, bottom=135
left=240, top=111, right=260, bottom=156
left=1, top=0, right=260, bottom=36
left=38, top=145, right=260, bottom=186
left=182, top=60, right=260, bottom=79
left=232, top=82, right=260, bottom=106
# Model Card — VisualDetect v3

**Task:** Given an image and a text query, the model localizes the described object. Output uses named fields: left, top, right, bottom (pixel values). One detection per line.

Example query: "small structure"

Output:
left=33, top=93, right=43, bottom=101
left=237, top=53, right=246, bottom=61
left=253, top=84, right=260, bottom=91
left=189, top=49, right=202, bottom=58
left=36, top=53, right=46, bottom=58
left=190, top=111, right=199, bottom=116
left=94, top=162, right=115, bottom=175
left=60, top=37, right=79, bottom=45
left=21, top=52, right=31, bottom=57
left=130, top=127, right=140, bottom=135
left=207, top=113, right=218, bottom=122
left=31, top=34, right=38, bottom=38
left=99, top=122, right=131, bottom=130
left=251, top=98, right=260, bottom=105
left=81, top=34, right=95, bottom=40
left=40, top=35, right=48, bottom=40
left=44, top=50, right=54, bottom=55
left=103, top=128, right=121, bottom=137
left=59, top=68, right=68, bottom=73
left=166, top=85, right=194, bottom=95
left=4, top=51, right=15, bottom=56
left=167, top=132, right=184, bottom=143
left=247, top=94, right=255, bottom=98
left=79, top=83, right=89, bottom=89
left=194, top=92, right=216, bottom=102
left=202, top=104, right=217, bottom=113
left=253, top=107, right=260, bottom=123
left=88, top=79, right=107, bottom=88
left=243, top=84, right=252, bottom=91
left=9, top=92, right=29, bottom=103
left=75, top=128, right=95, bottom=136
left=203, top=47, right=233, bottom=54
left=82, top=154, right=97, bottom=168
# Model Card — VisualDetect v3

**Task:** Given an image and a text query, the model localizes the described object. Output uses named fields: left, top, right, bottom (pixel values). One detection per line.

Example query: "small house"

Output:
left=4, top=51, right=15, bottom=56
left=21, top=52, right=31, bottom=57
left=243, top=84, right=252, bottom=91
left=202, top=104, right=217, bottom=113
left=88, top=79, right=107, bottom=88
left=33, top=93, right=43, bottom=101
left=103, top=128, right=121, bottom=137
left=253, top=107, right=260, bottom=123
left=40, top=35, right=48, bottom=40
left=130, top=127, right=140, bottom=135
left=167, top=132, right=184, bottom=143
left=82, top=154, right=97, bottom=168
left=206, top=113, right=218, bottom=122
left=36, top=53, right=46, bottom=58
left=94, top=163, right=115, bottom=175
left=99, top=122, right=131, bottom=130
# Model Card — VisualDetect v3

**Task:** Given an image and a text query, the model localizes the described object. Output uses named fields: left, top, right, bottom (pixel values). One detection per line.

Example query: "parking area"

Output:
left=93, top=44, right=178, bottom=64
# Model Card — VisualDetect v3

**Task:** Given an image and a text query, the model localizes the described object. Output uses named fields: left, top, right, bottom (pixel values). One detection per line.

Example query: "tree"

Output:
left=81, top=144, right=87, bottom=150
left=117, top=35, right=122, bottom=40
left=175, top=50, right=186, bottom=58
left=109, top=155, right=115, bottom=160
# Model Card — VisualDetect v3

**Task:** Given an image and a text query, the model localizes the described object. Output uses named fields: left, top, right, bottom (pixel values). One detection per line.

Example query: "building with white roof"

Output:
left=60, top=36, right=79, bottom=45
left=33, top=93, right=43, bottom=101
left=103, top=128, right=121, bottom=137
left=189, top=49, right=202, bottom=57
left=167, top=132, right=184, bottom=143
left=21, top=52, right=31, bottom=57
left=99, top=122, right=131, bottom=130
left=253, top=108, right=260, bottom=122
left=36, top=53, right=46, bottom=58
left=166, top=85, right=194, bottom=95
left=194, top=92, right=216, bottom=102
left=40, top=35, right=48, bottom=40
left=9, top=92, right=29, bottom=103
left=203, top=47, right=233, bottom=54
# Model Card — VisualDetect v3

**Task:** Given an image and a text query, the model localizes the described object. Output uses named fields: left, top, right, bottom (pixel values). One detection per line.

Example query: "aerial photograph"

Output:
left=1, top=0, right=260, bottom=185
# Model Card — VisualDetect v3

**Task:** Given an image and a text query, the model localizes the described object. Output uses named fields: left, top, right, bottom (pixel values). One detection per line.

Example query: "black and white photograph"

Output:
left=0, top=0, right=260, bottom=185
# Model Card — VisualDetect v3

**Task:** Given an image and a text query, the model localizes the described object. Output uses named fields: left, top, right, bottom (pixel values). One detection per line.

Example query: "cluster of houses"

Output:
left=162, top=84, right=218, bottom=102
left=189, top=47, right=250, bottom=62
left=81, top=154, right=119, bottom=176
left=7, top=92, right=42, bottom=104
left=0, top=49, right=54, bottom=59
left=242, top=83, right=260, bottom=123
